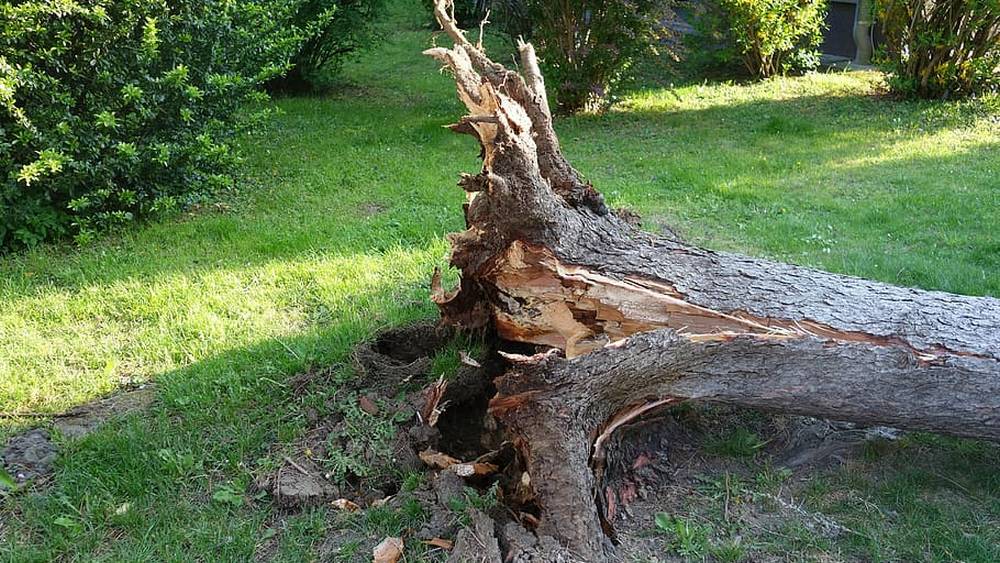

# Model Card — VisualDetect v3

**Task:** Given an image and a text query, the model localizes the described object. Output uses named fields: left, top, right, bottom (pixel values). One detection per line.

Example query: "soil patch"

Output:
left=1, top=385, right=156, bottom=486
left=607, top=406, right=897, bottom=561
left=257, top=324, right=901, bottom=562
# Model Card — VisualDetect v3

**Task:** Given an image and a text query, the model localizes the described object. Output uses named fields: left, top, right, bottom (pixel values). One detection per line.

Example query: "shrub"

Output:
left=876, top=0, right=1000, bottom=99
left=691, top=0, right=826, bottom=78
left=422, top=0, right=489, bottom=27
left=271, top=0, right=388, bottom=91
left=0, top=0, right=308, bottom=249
left=488, top=0, right=675, bottom=114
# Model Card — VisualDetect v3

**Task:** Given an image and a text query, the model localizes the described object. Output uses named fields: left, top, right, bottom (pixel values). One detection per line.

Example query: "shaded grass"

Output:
left=634, top=411, right=1000, bottom=562
left=1, top=0, right=998, bottom=559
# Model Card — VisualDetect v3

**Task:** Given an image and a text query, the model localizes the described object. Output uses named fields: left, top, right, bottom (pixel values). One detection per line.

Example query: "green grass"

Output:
left=645, top=431, right=1000, bottom=562
left=704, top=428, right=768, bottom=458
left=1, top=0, right=998, bottom=559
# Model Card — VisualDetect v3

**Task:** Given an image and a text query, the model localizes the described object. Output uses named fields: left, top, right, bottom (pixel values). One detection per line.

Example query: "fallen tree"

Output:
left=421, top=1, right=1000, bottom=559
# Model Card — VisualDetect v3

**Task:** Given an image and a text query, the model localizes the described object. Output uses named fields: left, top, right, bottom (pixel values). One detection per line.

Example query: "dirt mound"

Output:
left=1, top=429, right=57, bottom=484
left=258, top=325, right=905, bottom=562
left=604, top=407, right=899, bottom=561
left=53, top=386, right=155, bottom=439
left=1, top=385, right=155, bottom=486
left=257, top=323, right=505, bottom=506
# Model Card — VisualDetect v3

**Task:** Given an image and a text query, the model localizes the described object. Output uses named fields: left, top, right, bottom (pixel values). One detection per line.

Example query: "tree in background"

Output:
left=271, top=0, right=388, bottom=92
left=876, top=0, right=1000, bottom=99
left=690, top=0, right=826, bottom=78
left=478, top=0, right=675, bottom=114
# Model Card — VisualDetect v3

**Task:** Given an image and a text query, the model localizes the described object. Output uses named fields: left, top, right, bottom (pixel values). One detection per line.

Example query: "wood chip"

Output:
left=459, top=350, right=481, bottom=367
left=423, top=537, right=454, bottom=550
left=372, top=536, right=403, bottom=563
left=451, top=462, right=498, bottom=478
left=331, top=498, right=360, bottom=512
left=420, top=377, right=448, bottom=427
left=418, top=448, right=460, bottom=469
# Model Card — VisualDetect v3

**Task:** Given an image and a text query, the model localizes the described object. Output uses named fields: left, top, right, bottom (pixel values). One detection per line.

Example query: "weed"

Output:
left=705, top=428, right=767, bottom=458
left=428, top=336, right=486, bottom=379
left=447, top=483, right=500, bottom=525
left=709, top=537, right=748, bottom=562
left=401, top=471, right=425, bottom=492
left=654, top=513, right=712, bottom=558
left=212, top=483, right=246, bottom=507
left=754, top=461, right=793, bottom=493
left=321, top=394, right=397, bottom=484
left=359, top=497, right=426, bottom=538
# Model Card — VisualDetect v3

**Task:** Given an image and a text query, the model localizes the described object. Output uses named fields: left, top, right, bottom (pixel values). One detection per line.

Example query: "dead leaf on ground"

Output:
left=519, top=512, right=541, bottom=529
left=358, top=395, right=380, bottom=416
left=424, top=537, right=454, bottom=550
left=419, top=448, right=460, bottom=469
left=331, top=498, right=360, bottom=512
left=373, top=536, right=403, bottom=563
left=420, top=377, right=448, bottom=427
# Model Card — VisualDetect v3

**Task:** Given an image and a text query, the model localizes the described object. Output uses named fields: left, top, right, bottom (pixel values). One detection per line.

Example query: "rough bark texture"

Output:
left=423, top=1, right=1000, bottom=560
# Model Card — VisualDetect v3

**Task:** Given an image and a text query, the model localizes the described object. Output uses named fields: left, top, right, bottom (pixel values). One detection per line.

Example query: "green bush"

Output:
left=422, top=0, right=489, bottom=27
left=487, top=0, right=675, bottom=114
left=271, top=0, right=388, bottom=91
left=691, top=0, right=826, bottom=78
left=876, top=0, right=1000, bottom=99
left=0, top=0, right=309, bottom=249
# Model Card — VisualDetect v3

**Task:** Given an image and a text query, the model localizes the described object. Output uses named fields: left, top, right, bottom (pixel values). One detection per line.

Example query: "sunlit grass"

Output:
left=0, top=246, right=447, bottom=417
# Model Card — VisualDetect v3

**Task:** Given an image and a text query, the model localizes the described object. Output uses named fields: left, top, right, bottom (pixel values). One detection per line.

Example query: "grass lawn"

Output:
left=1, top=1, right=998, bottom=560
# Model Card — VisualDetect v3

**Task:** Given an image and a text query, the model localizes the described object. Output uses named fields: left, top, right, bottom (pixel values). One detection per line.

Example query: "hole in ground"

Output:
left=435, top=381, right=496, bottom=461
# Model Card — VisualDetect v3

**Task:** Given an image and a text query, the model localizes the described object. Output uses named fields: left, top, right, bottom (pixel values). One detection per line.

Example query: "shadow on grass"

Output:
left=4, top=311, right=1000, bottom=561
left=1, top=276, right=439, bottom=560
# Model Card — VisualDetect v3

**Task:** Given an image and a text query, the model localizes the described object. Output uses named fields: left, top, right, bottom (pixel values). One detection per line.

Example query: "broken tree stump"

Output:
left=422, top=1, right=1000, bottom=559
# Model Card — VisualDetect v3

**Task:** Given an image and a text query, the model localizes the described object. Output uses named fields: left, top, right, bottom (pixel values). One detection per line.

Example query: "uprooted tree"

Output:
left=420, top=1, right=1000, bottom=560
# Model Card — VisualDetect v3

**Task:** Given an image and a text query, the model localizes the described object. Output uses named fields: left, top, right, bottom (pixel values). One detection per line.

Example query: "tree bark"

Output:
left=423, top=2, right=1000, bottom=560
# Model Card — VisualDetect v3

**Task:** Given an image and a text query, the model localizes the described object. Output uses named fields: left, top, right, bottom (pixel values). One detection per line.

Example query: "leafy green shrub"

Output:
left=876, top=0, right=1000, bottom=99
left=422, top=0, right=489, bottom=27
left=270, top=0, right=388, bottom=91
left=691, top=0, right=826, bottom=78
left=0, top=0, right=308, bottom=249
left=488, top=0, right=675, bottom=114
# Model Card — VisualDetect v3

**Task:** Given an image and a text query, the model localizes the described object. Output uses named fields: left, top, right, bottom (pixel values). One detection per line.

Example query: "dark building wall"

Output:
left=822, top=0, right=858, bottom=58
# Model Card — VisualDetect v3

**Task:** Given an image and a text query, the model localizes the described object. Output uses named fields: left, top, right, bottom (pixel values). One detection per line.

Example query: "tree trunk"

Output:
left=423, top=2, right=1000, bottom=560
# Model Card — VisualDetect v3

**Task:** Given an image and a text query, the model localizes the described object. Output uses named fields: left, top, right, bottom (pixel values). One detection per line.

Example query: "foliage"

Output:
left=447, top=483, right=500, bottom=524
left=0, top=0, right=308, bottom=250
left=487, top=0, right=675, bottom=114
left=421, top=0, right=489, bottom=27
left=322, top=394, right=398, bottom=484
left=654, top=513, right=712, bottom=558
left=705, top=427, right=768, bottom=457
left=0, top=466, right=15, bottom=490
left=272, top=0, right=388, bottom=91
left=212, top=483, right=247, bottom=506
left=875, top=0, right=1000, bottom=99
left=690, top=0, right=826, bottom=78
